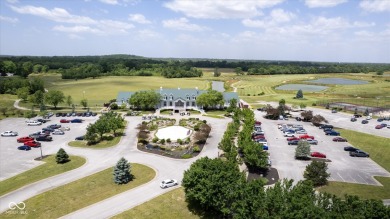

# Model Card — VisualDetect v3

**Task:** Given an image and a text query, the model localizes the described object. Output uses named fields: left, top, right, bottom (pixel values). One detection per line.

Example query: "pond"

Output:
left=306, top=78, right=369, bottom=85
left=275, top=84, right=328, bottom=92
left=212, top=81, right=225, bottom=92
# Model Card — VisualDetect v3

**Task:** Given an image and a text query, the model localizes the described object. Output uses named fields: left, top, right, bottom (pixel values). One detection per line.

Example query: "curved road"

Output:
left=0, top=115, right=230, bottom=218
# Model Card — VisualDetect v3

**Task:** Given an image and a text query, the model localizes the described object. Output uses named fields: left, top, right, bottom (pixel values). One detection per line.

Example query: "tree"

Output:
left=295, top=140, right=310, bottom=159
left=80, top=99, right=88, bottom=108
left=182, top=157, right=246, bottom=216
left=376, top=70, right=384, bottom=75
left=44, top=90, right=65, bottom=109
left=213, top=67, right=221, bottom=77
left=29, top=77, right=45, bottom=94
left=354, top=108, right=358, bottom=115
left=196, top=90, right=224, bottom=109
left=234, top=67, right=243, bottom=75
left=301, top=110, right=313, bottom=122
left=56, top=148, right=70, bottom=164
left=278, top=99, right=286, bottom=115
left=129, top=90, right=161, bottom=110
left=242, top=142, right=269, bottom=170
left=30, top=90, right=44, bottom=105
left=66, top=95, right=73, bottom=107
left=364, top=108, right=369, bottom=116
left=296, top=89, right=303, bottom=99
left=226, top=98, right=238, bottom=113
left=113, top=157, right=132, bottom=184
left=16, top=87, right=29, bottom=102
left=299, top=103, right=306, bottom=110
left=2, top=61, right=17, bottom=73
left=304, top=161, right=330, bottom=187
left=0, top=107, right=8, bottom=116
left=311, top=114, right=328, bottom=126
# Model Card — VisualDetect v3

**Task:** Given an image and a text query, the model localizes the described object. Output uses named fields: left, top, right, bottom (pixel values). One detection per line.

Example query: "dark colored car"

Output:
left=361, top=120, right=369, bottom=124
left=92, top=112, right=97, bottom=116
left=381, top=123, right=388, bottom=127
left=320, top=124, right=333, bottom=129
left=29, top=131, right=43, bottom=138
left=18, top=145, right=31, bottom=151
left=262, top=145, right=269, bottom=150
left=47, top=124, right=61, bottom=129
left=70, top=119, right=83, bottom=123
left=42, top=127, right=54, bottom=132
left=36, top=118, right=47, bottom=123
left=325, top=130, right=340, bottom=136
left=75, top=136, right=85, bottom=140
left=354, top=114, right=362, bottom=118
left=24, top=140, right=41, bottom=147
left=36, top=135, right=53, bottom=141
left=350, top=150, right=369, bottom=157
left=333, top=137, right=348, bottom=142
left=55, top=113, right=62, bottom=117
left=350, top=118, right=357, bottom=122
left=60, top=119, right=70, bottom=123
left=344, top=146, right=358, bottom=152
left=288, top=140, right=299, bottom=145
left=295, top=117, right=302, bottom=121
left=17, top=136, right=35, bottom=143
left=375, top=125, right=383, bottom=129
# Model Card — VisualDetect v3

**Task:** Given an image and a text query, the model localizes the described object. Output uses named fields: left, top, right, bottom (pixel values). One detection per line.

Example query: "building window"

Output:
left=192, top=95, right=196, bottom=100
left=170, top=102, right=172, bottom=106
left=192, top=102, right=195, bottom=106
left=163, top=101, right=166, bottom=106
left=186, top=102, right=189, bottom=106
left=163, top=95, right=167, bottom=100
left=186, top=95, right=190, bottom=100
left=170, top=94, right=173, bottom=100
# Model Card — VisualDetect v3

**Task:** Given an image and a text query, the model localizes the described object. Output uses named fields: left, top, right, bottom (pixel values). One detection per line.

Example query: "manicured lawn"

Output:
left=0, top=94, right=24, bottom=120
left=0, top=155, right=86, bottom=196
left=1, top=163, right=155, bottom=218
left=204, top=110, right=227, bottom=117
left=113, top=188, right=205, bottom=219
left=318, top=129, right=390, bottom=199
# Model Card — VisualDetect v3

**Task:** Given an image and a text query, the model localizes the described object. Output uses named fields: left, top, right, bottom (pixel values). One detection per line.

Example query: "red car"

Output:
left=287, top=137, right=300, bottom=141
left=333, top=137, right=348, bottom=142
left=311, top=152, right=326, bottom=158
left=299, top=134, right=315, bottom=140
left=375, top=125, right=383, bottom=129
left=253, top=135, right=265, bottom=139
left=17, top=136, right=35, bottom=143
left=60, top=119, right=70, bottom=123
left=24, top=140, right=41, bottom=147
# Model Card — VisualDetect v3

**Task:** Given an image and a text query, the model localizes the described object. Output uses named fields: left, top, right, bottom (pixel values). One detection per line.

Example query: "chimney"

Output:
left=160, top=87, right=162, bottom=93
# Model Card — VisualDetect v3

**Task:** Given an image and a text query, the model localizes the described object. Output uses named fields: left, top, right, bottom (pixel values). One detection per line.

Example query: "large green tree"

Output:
left=129, top=90, right=161, bottom=110
left=304, top=160, right=331, bottom=187
left=29, top=90, right=45, bottom=106
left=113, top=157, right=132, bottom=184
left=44, top=90, right=65, bottom=109
left=2, top=60, right=17, bottom=73
left=29, top=77, right=45, bottom=94
left=196, top=90, right=224, bottom=109
left=295, top=140, right=310, bottom=160
left=16, top=87, right=29, bottom=102
left=56, top=148, right=70, bottom=164
left=182, top=157, right=246, bottom=216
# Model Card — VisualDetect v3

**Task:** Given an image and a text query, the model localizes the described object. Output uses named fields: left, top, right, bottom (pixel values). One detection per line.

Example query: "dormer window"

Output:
left=169, top=94, right=173, bottom=100
left=163, top=94, right=167, bottom=100
left=192, top=95, right=196, bottom=100
left=186, top=95, right=190, bottom=100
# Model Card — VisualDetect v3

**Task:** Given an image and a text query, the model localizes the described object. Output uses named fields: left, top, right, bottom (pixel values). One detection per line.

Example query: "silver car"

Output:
left=160, top=179, right=178, bottom=189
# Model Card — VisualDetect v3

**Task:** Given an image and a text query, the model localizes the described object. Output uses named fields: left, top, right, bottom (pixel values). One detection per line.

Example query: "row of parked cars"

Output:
left=279, top=123, right=326, bottom=158
left=56, top=112, right=97, bottom=117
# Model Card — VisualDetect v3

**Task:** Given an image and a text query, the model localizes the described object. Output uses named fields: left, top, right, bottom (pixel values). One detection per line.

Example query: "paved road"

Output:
left=0, top=115, right=230, bottom=218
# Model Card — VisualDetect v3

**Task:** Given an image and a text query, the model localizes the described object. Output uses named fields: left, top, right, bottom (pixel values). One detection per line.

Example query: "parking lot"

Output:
left=0, top=116, right=98, bottom=180
left=255, top=111, right=390, bottom=186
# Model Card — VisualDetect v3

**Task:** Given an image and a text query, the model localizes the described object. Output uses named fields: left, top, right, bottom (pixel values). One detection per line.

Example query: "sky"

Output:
left=0, top=0, right=389, bottom=63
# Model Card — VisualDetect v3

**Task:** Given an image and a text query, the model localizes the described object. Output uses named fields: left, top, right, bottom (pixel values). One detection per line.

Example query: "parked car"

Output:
left=331, top=109, right=337, bottom=113
left=36, top=135, right=53, bottom=141
left=160, top=179, right=178, bottom=189
left=75, top=136, right=85, bottom=140
left=284, top=133, right=295, bottom=137
left=381, top=123, right=388, bottom=127
left=1, top=131, right=18, bottom=137
left=295, top=117, right=302, bottom=121
left=288, top=140, right=299, bottom=145
left=305, top=139, right=318, bottom=145
left=287, top=137, right=300, bottom=141
left=333, top=137, right=348, bottom=142
left=60, top=119, right=70, bottom=123
left=262, top=145, right=269, bottom=150
left=24, top=140, right=41, bottom=147
left=17, top=136, right=35, bottom=143
left=18, top=145, right=31, bottom=151
left=361, top=120, right=369, bottom=124
left=59, top=126, right=71, bottom=131
left=48, top=124, right=61, bottom=129
left=29, top=131, right=43, bottom=138
left=92, top=112, right=97, bottom=116
left=366, top=116, right=372, bottom=120
left=350, top=150, right=369, bottom=157
left=52, top=130, right=65, bottom=135
left=55, top=113, right=62, bottom=117
left=320, top=124, right=333, bottom=129
left=253, top=130, right=264, bottom=135
left=350, top=117, right=357, bottom=122
left=42, top=127, right=54, bottom=132
left=36, top=118, right=47, bottom=123
left=325, top=130, right=340, bottom=136
left=354, top=114, right=362, bottom=118
left=27, top=120, right=42, bottom=126
left=70, top=119, right=83, bottom=123
left=375, top=125, right=383, bottom=129
left=253, top=135, right=265, bottom=140
left=295, top=129, right=307, bottom=134
left=299, top=134, right=315, bottom=140
left=344, top=146, right=358, bottom=152
left=311, top=152, right=326, bottom=158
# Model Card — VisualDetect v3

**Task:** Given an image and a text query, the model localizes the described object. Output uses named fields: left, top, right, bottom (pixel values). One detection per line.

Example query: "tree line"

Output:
left=1, top=55, right=389, bottom=79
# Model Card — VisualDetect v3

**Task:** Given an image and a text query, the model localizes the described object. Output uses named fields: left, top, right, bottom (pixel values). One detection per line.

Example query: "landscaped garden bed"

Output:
left=137, top=117, right=211, bottom=159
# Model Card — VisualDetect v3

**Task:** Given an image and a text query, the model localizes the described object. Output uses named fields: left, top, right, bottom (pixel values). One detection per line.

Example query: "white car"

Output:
left=27, top=120, right=42, bottom=126
left=1, top=131, right=18, bottom=137
left=284, top=133, right=295, bottom=137
left=52, top=130, right=65, bottom=135
left=59, top=126, right=70, bottom=131
left=160, top=179, right=178, bottom=189
left=305, top=139, right=318, bottom=145
left=295, top=130, right=307, bottom=134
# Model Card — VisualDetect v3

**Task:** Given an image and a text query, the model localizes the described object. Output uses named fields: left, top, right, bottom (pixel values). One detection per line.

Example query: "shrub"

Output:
left=113, top=157, right=132, bottom=185
left=159, top=139, right=165, bottom=144
left=194, top=124, right=200, bottom=131
left=202, top=120, right=207, bottom=124
left=312, top=103, right=317, bottom=106
left=138, top=138, right=148, bottom=144
left=166, top=138, right=171, bottom=143
left=152, top=137, right=159, bottom=143
left=247, top=94, right=251, bottom=96
left=110, top=103, right=118, bottom=110
left=177, top=139, right=183, bottom=145
left=304, top=161, right=330, bottom=187
left=185, top=138, right=190, bottom=144
left=56, top=148, right=70, bottom=164
left=181, top=154, right=192, bottom=159
left=193, top=145, right=200, bottom=152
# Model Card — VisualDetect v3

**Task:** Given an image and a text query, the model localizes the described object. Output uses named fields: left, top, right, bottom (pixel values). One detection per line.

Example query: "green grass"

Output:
left=113, top=188, right=204, bottom=219
left=0, top=155, right=86, bottom=197
left=318, top=129, right=390, bottom=199
left=1, top=163, right=155, bottom=218
left=0, top=94, right=24, bottom=120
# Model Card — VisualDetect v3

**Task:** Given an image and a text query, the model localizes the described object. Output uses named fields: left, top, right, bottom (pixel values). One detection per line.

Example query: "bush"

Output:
left=138, top=138, right=148, bottom=144
left=181, top=154, right=192, bottom=159
left=247, top=94, right=251, bottom=96
left=177, top=139, right=183, bottom=145
left=304, top=161, right=330, bottom=187
left=159, top=139, right=165, bottom=144
left=185, top=138, right=190, bottom=144
left=56, top=148, right=70, bottom=164
left=202, top=120, right=207, bottom=124
left=152, top=137, right=159, bottom=143
left=110, top=103, right=118, bottom=110
left=193, top=145, right=200, bottom=152
left=166, top=138, right=171, bottom=143
left=194, top=124, right=200, bottom=131
left=312, top=103, right=317, bottom=106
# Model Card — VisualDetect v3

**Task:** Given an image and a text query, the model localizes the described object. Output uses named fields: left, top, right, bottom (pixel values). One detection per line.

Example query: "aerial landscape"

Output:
left=0, top=0, right=390, bottom=218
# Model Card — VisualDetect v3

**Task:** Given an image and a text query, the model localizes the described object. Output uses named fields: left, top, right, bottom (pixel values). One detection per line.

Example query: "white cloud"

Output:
left=129, top=14, right=151, bottom=24
left=98, top=20, right=134, bottom=30
left=242, top=9, right=295, bottom=28
left=164, top=0, right=284, bottom=19
left=162, top=18, right=209, bottom=31
left=360, top=0, right=390, bottom=12
left=137, top=29, right=161, bottom=38
left=10, top=5, right=97, bottom=24
left=53, top=25, right=103, bottom=34
left=68, top=34, right=84, bottom=40
left=352, top=21, right=375, bottom=27
left=6, top=0, right=19, bottom=3
left=304, top=0, right=347, bottom=8
left=99, top=0, right=118, bottom=5
left=0, top=15, right=19, bottom=23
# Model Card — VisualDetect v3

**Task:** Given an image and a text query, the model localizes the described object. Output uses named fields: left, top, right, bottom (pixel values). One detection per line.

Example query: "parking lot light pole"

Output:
left=39, top=144, right=43, bottom=160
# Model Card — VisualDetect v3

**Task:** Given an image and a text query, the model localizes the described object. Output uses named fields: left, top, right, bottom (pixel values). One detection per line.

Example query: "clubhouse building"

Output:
left=116, top=87, right=239, bottom=112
